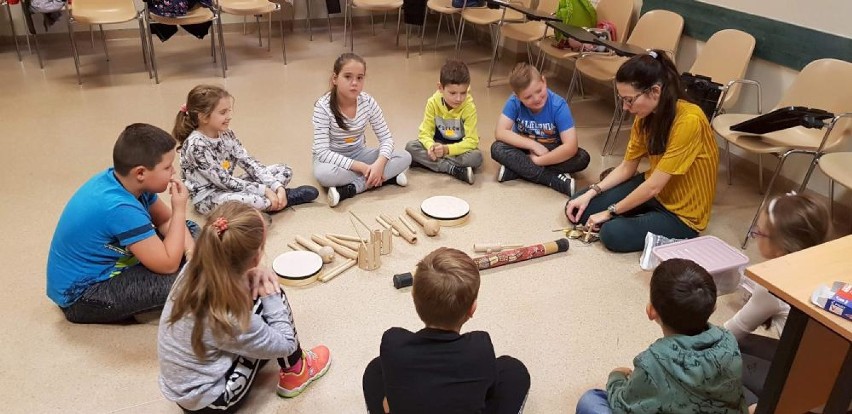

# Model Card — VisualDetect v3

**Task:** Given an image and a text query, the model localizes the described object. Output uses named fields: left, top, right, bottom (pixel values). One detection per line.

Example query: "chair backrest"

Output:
left=594, top=0, right=633, bottom=42
left=689, top=29, right=755, bottom=109
left=626, top=10, right=683, bottom=60
left=778, top=58, right=852, bottom=148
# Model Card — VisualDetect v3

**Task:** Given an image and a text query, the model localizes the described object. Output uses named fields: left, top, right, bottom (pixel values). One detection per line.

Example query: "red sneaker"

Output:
left=277, top=345, right=331, bottom=398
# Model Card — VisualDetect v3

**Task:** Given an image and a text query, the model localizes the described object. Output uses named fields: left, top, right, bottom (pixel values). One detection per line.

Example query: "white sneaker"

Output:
left=327, top=187, right=340, bottom=208
left=395, top=171, right=408, bottom=187
left=559, top=173, right=575, bottom=196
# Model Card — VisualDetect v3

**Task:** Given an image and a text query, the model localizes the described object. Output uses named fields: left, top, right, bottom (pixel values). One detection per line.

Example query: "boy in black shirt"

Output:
left=362, top=247, right=531, bottom=413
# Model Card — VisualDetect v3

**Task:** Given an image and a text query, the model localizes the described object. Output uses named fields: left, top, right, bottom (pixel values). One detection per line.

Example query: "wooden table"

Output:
left=746, top=235, right=852, bottom=414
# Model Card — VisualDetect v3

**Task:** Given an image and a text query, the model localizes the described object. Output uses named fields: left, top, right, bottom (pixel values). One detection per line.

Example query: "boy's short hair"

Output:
left=508, top=62, right=542, bottom=94
left=440, top=59, right=471, bottom=86
left=412, top=248, right=480, bottom=328
left=650, top=258, right=717, bottom=336
left=113, top=123, right=177, bottom=176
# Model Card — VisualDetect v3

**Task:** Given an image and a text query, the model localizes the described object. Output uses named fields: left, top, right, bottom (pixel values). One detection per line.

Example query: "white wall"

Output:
left=698, top=0, right=852, bottom=38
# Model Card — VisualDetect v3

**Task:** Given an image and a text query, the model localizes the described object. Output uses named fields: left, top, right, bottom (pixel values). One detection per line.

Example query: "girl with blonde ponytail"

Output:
left=158, top=202, right=331, bottom=412
left=175, top=84, right=319, bottom=217
left=565, top=49, right=720, bottom=253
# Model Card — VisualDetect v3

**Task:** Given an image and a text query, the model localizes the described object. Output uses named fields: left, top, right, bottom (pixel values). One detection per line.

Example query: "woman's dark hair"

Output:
left=615, top=49, right=687, bottom=155
left=329, top=53, right=366, bottom=131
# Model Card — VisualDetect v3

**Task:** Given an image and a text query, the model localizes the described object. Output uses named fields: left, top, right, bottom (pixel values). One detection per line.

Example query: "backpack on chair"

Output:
left=552, top=0, right=596, bottom=46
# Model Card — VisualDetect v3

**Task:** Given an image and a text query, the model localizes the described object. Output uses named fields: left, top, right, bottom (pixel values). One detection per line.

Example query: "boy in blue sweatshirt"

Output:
left=576, top=258, right=747, bottom=414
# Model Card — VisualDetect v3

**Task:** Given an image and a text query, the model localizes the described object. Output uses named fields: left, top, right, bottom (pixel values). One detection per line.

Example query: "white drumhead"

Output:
left=273, top=251, right=323, bottom=279
left=421, top=196, right=470, bottom=220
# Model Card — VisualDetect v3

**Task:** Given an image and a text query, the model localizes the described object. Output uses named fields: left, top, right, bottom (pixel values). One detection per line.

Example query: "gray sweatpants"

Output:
left=194, top=164, right=293, bottom=215
left=405, top=140, right=483, bottom=173
left=313, top=147, right=412, bottom=193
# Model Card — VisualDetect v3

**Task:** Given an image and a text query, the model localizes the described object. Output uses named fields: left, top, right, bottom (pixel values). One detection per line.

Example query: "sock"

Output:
left=284, top=356, right=304, bottom=374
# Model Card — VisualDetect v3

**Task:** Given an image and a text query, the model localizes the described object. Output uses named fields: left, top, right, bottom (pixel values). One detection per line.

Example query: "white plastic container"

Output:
left=652, top=236, right=750, bottom=295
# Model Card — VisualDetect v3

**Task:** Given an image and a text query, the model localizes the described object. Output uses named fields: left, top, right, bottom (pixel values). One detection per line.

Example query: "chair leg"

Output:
left=742, top=151, right=793, bottom=249
left=419, top=8, right=428, bottom=55
left=433, top=13, right=444, bottom=52
left=725, top=140, right=732, bottom=185
left=280, top=8, right=287, bottom=63
left=217, top=17, right=228, bottom=76
left=145, top=15, right=160, bottom=84
left=137, top=15, right=152, bottom=79
left=395, top=8, right=401, bottom=47
left=326, top=14, right=332, bottom=42
left=609, top=108, right=627, bottom=155
left=798, top=153, right=822, bottom=193
left=211, top=25, right=217, bottom=62
left=306, top=0, right=314, bottom=41
left=267, top=12, right=272, bottom=51
left=405, top=24, right=410, bottom=58
left=565, top=67, right=580, bottom=101
left=33, top=30, right=44, bottom=69
left=256, top=15, right=262, bottom=47
left=5, top=2, right=21, bottom=61
left=486, top=22, right=502, bottom=87
left=90, top=25, right=95, bottom=47
left=370, top=13, right=375, bottom=36
left=99, top=24, right=110, bottom=61
left=828, top=178, right=835, bottom=222
left=454, top=19, right=466, bottom=57
left=67, top=16, right=82, bottom=84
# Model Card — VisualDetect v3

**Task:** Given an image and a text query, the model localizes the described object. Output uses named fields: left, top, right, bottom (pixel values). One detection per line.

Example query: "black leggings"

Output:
left=362, top=355, right=530, bottom=414
left=738, top=333, right=778, bottom=406
left=490, top=141, right=591, bottom=184
left=567, top=174, right=697, bottom=252
left=184, top=292, right=303, bottom=414
left=61, top=220, right=200, bottom=324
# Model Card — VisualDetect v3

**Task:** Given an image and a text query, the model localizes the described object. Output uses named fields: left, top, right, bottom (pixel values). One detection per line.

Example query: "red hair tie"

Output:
left=212, top=217, right=229, bottom=238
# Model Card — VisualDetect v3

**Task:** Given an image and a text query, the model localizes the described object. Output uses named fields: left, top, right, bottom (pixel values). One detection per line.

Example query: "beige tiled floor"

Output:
left=2, top=23, right=773, bottom=413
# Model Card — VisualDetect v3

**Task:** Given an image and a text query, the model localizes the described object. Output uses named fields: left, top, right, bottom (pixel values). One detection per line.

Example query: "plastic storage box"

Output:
left=652, top=236, right=750, bottom=295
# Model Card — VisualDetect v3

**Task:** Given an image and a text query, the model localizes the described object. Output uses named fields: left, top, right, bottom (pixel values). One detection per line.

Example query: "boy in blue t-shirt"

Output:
left=491, top=63, right=590, bottom=195
left=47, top=123, right=196, bottom=324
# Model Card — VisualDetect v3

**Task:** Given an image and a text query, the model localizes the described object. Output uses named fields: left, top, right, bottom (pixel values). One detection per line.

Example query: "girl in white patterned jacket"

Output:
left=312, top=53, right=412, bottom=207
left=174, top=84, right=318, bottom=216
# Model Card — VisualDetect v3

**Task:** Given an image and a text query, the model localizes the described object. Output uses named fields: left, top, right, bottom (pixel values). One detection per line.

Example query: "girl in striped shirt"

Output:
left=312, top=53, right=412, bottom=207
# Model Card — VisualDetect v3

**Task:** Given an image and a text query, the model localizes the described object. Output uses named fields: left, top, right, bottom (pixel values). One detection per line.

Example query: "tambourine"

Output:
left=420, top=195, right=470, bottom=226
left=272, top=251, right=323, bottom=287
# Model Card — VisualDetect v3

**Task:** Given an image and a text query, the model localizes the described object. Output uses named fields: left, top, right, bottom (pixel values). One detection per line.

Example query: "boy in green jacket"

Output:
left=405, top=59, right=483, bottom=185
left=576, top=258, right=747, bottom=414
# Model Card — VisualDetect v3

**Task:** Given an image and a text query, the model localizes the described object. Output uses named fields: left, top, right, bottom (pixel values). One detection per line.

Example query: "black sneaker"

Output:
left=496, top=165, right=518, bottom=183
left=449, top=165, right=474, bottom=184
left=285, top=185, right=319, bottom=207
left=550, top=173, right=575, bottom=196
left=327, top=183, right=357, bottom=208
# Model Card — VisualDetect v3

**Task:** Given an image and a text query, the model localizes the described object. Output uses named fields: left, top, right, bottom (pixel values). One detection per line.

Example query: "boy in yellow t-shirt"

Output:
left=405, top=60, right=483, bottom=185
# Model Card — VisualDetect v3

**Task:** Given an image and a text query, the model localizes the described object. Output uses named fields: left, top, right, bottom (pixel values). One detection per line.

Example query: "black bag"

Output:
left=681, top=72, right=724, bottom=120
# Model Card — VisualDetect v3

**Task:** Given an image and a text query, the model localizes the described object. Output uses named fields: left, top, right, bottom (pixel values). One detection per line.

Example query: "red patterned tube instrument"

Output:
left=392, top=238, right=570, bottom=289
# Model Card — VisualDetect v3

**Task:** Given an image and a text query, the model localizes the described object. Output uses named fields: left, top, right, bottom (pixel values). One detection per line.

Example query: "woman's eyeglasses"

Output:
left=618, top=88, right=651, bottom=106
left=748, top=227, right=769, bottom=239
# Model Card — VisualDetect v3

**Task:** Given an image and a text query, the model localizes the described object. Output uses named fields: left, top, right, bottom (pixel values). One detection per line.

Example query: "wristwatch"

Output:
left=607, top=204, right=619, bottom=216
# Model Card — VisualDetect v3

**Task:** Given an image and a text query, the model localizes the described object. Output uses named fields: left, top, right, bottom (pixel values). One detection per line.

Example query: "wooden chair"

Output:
left=343, top=0, right=404, bottom=52
left=67, top=0, right=150, bottom=84
left=485, top=0, right=560, bottom=86
left=219, top=0, right=288, bottom=63
left=454, top=0, right=527, bottom=59
left=144, top=2, right=226, bottom=83
left=711, top=58, right=852, bottom=247
left=418, top=0, right=459, bottom=54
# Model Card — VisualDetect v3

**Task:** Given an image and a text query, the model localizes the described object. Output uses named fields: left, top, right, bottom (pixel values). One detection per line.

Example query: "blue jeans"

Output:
left=575, top=389, right=611, bottom=414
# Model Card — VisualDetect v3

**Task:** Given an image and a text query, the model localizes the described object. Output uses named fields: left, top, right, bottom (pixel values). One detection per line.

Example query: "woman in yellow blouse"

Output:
left=565, top=50, right=719, bottom=252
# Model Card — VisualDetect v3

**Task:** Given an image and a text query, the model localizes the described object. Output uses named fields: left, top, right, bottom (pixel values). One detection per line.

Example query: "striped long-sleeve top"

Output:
left=312, top=91, right=395, bottom=170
